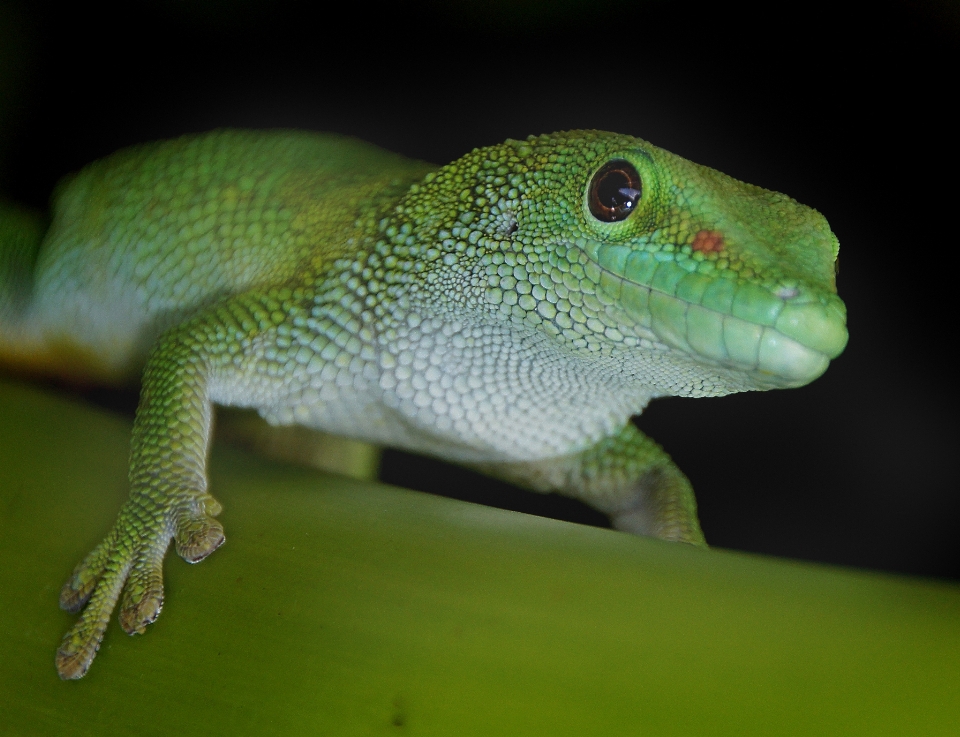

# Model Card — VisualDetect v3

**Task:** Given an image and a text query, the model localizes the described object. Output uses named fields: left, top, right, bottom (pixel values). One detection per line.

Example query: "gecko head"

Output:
left=545, top=130, right=848, bottom=395
left=398, top=130, right=847, bottom=397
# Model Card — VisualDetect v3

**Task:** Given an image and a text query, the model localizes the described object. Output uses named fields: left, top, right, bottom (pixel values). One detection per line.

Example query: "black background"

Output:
left=1, top=0, right=956, bottom=580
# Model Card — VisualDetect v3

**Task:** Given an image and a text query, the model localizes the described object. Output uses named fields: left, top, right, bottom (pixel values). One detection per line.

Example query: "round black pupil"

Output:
left=589, top=160, right=641, bottom=223
left=598, top=170, right=634, bottom=211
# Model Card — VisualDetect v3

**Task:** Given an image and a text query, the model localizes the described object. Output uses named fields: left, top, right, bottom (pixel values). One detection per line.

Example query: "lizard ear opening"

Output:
left=588, top=160, right=642, bottom=223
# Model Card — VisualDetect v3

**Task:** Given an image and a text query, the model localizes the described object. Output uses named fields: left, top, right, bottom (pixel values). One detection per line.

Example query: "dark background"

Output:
left=1, top=0, right=956, bottom=580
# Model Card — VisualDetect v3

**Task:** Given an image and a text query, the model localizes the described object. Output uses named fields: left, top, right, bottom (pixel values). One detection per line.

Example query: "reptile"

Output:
left=0, top=129, right=847, bottom=679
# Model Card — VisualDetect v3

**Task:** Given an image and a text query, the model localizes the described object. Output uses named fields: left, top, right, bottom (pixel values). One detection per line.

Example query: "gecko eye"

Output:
left=588, top=159, right=642, bottom=223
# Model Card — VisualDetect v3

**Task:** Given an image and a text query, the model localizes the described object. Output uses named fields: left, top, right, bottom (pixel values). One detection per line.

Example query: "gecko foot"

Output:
left=608, top=466, right=706, bottom=546
left=55, top=495, right=224, bottom=680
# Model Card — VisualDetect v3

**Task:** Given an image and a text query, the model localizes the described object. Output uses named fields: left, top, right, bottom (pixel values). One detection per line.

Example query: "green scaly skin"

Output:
left=0, top=129, right=847, bottom=679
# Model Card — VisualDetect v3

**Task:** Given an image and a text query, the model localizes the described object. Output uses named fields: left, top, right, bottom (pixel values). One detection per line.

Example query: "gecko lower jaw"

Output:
left=641, top=289, right=837, bottom=389
left=587, top=250, right=847, bottom=389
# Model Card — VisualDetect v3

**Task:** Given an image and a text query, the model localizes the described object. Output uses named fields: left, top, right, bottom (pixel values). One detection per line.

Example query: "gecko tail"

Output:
left=0, top=201, right=45, bottom=314
left=0, top=200, right=47, bottom=362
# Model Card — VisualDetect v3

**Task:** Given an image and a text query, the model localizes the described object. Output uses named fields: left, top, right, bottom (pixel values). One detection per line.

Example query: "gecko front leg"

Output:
left=473, top=422, right=707, bottom=546
left=54, top=292, right=289, bottom=679
left=56, top=326, right=226, bottom=679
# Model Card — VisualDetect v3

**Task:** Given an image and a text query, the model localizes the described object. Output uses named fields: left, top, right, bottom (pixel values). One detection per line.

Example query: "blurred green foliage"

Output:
left=1, top=379, right=958, bottom=735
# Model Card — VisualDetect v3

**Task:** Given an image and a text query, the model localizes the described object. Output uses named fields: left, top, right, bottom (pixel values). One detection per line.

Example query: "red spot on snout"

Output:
left=691, top=229, right=724, bottom=253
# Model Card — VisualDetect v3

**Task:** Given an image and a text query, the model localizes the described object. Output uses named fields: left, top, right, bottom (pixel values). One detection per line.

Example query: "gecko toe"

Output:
left=58, top=528, right=119, bottom=613
left=174, top=514, right=225, bottom=563
left=118, top=553, right=165, bottom=634
left=56, top=642, right=94, bottom=681
left=55, top=555, right=131, bottom=680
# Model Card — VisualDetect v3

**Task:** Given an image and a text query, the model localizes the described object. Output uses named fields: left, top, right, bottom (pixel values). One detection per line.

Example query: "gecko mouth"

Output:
left=588, top=243, right=848, bottom=389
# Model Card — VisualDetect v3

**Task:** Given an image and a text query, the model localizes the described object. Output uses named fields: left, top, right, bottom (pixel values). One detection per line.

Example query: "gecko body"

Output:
left=0, top=129, right=847, bottom=678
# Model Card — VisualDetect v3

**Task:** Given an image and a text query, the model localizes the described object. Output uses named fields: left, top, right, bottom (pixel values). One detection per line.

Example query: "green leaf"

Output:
left=1, top=378, right=958, bottom=735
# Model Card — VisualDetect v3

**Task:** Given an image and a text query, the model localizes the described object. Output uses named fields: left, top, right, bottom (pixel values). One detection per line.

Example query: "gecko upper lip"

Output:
left=586, top=244, right=848, bottom=388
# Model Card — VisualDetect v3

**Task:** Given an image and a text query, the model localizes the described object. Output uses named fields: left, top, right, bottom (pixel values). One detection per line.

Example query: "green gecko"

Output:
left=0, top=129, right=847, bottom=680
